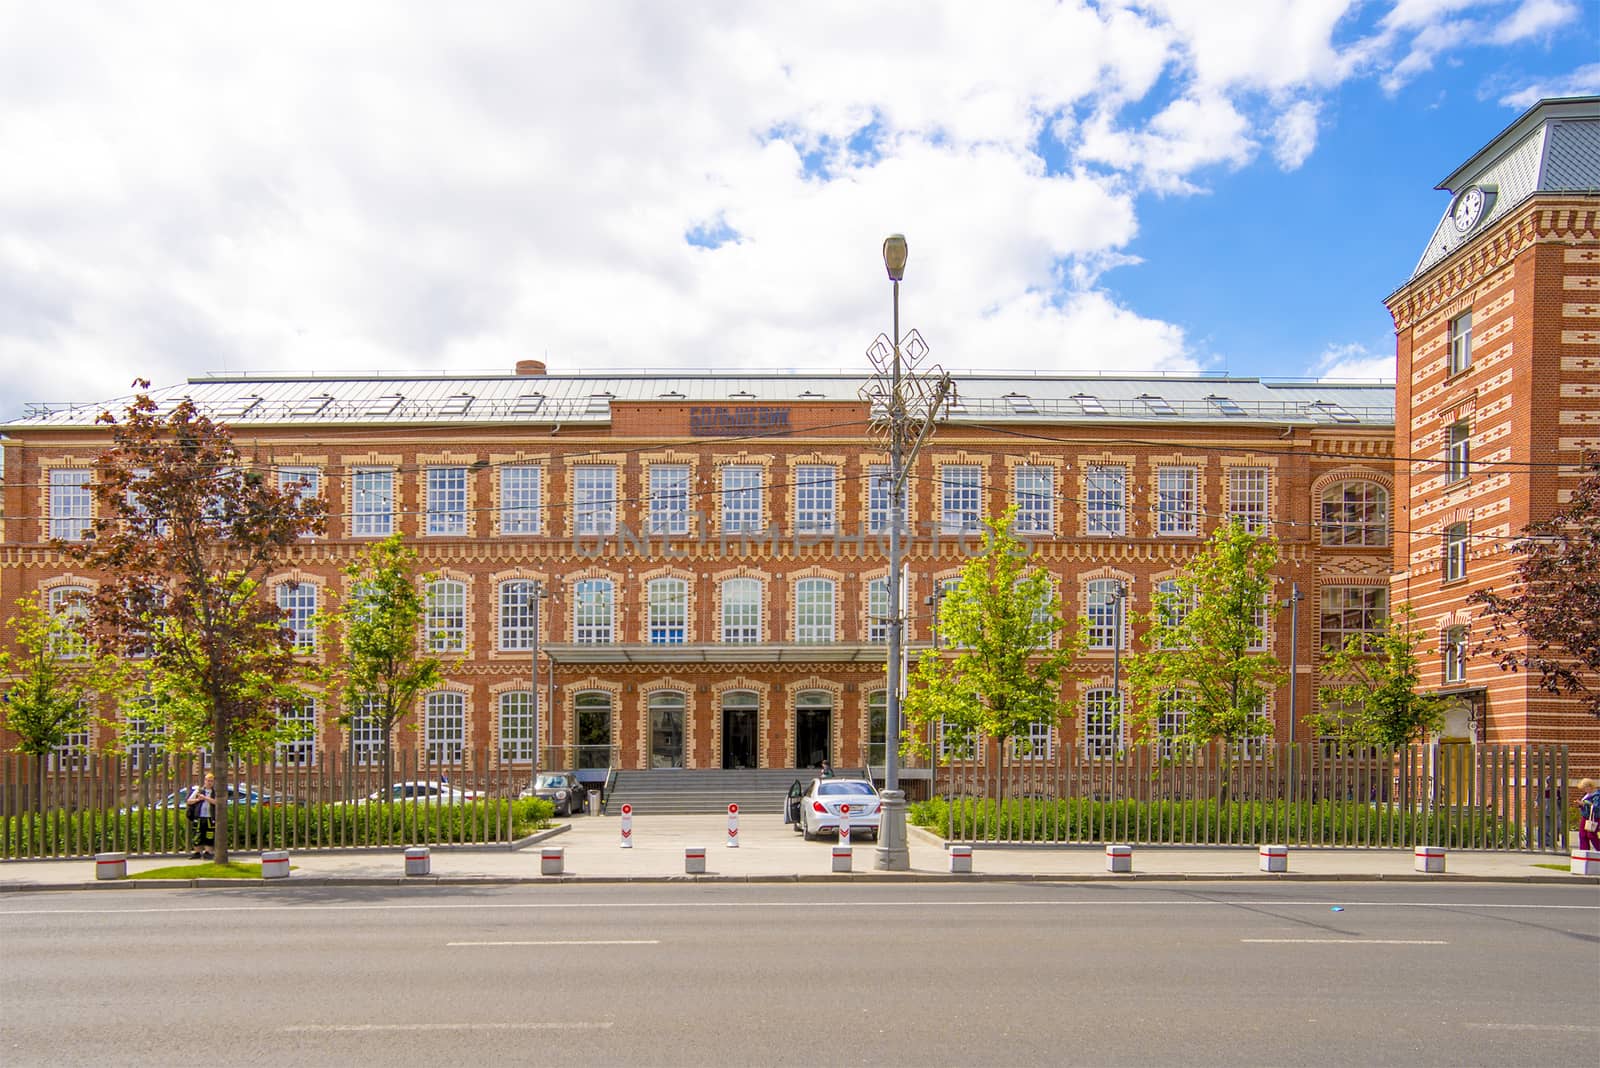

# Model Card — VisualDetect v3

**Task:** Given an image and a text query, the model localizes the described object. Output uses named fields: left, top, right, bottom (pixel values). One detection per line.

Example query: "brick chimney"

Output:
left=515, top=359, right=547, bottom=376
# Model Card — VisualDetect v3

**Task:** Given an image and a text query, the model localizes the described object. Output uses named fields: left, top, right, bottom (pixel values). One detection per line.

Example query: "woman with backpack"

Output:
left=1579, top=779, right=1600, bottom=852
left=186, top=774, right=217, bottom=859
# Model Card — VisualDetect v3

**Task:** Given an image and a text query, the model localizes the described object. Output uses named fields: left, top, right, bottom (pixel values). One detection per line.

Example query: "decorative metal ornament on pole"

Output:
left=861, top=233, right=951, bottom=873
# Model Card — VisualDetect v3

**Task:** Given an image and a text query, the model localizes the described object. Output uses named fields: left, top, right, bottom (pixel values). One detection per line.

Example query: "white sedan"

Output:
left=364, top=781, right=483, bottom=804
left=794, top=778, right=881, bottom=841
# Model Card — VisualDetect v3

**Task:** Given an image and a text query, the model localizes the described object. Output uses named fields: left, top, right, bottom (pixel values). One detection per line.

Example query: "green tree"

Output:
left=69, top=383, right=325, bottom=862
left=902, top=510, right=1086, bottom=803
left=1315, top=605, right=1447, bottom=750
left=1126, top=520, right=1283, bottom=759
left=0, top=594, right=129, bottom=809
left=318, top=533, right=446, bottom=791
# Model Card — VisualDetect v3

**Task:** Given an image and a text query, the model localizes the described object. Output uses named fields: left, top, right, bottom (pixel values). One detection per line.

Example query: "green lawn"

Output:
left=128, top=861, right=267, bottom=879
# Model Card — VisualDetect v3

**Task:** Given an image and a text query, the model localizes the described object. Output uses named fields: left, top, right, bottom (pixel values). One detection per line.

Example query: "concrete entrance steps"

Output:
left=605, top=767, right=865, bottom=815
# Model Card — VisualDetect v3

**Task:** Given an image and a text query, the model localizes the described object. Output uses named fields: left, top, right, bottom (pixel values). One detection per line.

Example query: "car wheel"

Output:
left=801, top=817, right=816, bottom=841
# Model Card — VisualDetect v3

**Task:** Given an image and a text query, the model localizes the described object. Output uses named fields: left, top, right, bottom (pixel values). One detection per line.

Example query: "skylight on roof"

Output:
left=1138, top=393, right=1175, bottom=416
left=799, top=390, right=825, bottom=398
left=291, top=394, right=333, bottom=417
left=438, top=393, right=475, bottom=415
left=1311, top=400, right=1360, bottom=424
left=1004, top=392, right=1037, bottom=414
left=218, top=395, right=262, bottom=418
left=659, top=390, right=685, bottom=399
left=729, top=390, right=755, bottom=399
left=362, top=394, right=404, bottom=417
left=1073, top=393, right=1107, bottom=416
left=586, top=392, right=613, bottom=414
left=1206, top=395, right=1247, bottom=417
left=156, top=395, right=193, bottom=414
left=511, top=392, right=545, bottom=415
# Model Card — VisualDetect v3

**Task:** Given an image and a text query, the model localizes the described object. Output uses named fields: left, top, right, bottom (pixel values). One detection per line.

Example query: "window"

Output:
left=500, top=465, right=542, bottom=535
left=1086, top=579, right=1126, bottom=650
left=1448, top=311, right=1472, bottom=376
left=125, top=699, right=167, bottom=771
left=49, top=469, right=92, bottom=541
left=1444, top=626, right=1468, bottom=684
left=276, top=698, right=317, bottom=765
left=721, top=465, right=763, bottom=533
left=1013, top=465, right=1053, bottom=534
left=795, top=578, right=835, bottom=642
left=867, top=691, right=887, bottom=767
left=50, top=726, right=91, bottom=771
left=939, top=719, right=977, bottom=761
left=425, top=466, right=468, bottom=535
left=649, top=464, right=690, bottom=536
left=1154, top=579, right=1193, bottom=648
left=940, top=465, right=982, bottom=534
left=573, top=579, right=614, bottom=644
left=498, top=581, right=542, bottom=651
left=1012, top=718, right=1054, bottom=761
left=1227, top=467, right=1270, bottom=533
left=47, top=586, right=90, bottom=658
left=574, top=465, right=617, bottom=536
left=721, top=578, right=761, bottom=643
left=498, top=691, right=537, bottom=763
left=349, top=696, right=387, bottom=766
left=1085, top=465, right=1126, bottom=536
left=351, top=468, right=394, bottom=537
left=794, top=465, right=836, bottom=534
left=867, top=464, right=908, bottom=535
left=424, top=692, right=465, bottom=763
left=648, top=577, right=688, bottom=644
left=1320, top=586, right=1388, bottom=651
left=867, top=578, right=890, bottom=643
left=1154, top=690, right=1190, bottom=757
left=1156, top=466, right=1197, bottom=536
left=576, top=692, right=613, bottom=770
left=1249, top=595, right=1271, bottom=652
left=277, top=466, right=320, bottom=501
left=425, top=579, right=466, bottom=652
left=276, top=582, right=318, bottom=653
left=1446, top=423, right=1471, bottom=483
left=1082, top=689, right=1123, bottom=759
left=1443, top=523, right=1469, bottom=582
left=1320, top=481, right=1389, bottom=547
left=1239, top=702, right=1272, bottom=758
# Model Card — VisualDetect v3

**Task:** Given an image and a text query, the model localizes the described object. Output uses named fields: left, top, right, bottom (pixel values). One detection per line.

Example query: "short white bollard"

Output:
left=727, top=803, right=740, bottom=848
left=620, top=803, right=633, bottom=849
left=949, top=844, right=973, bottom=874
left=95, top=852, right=127, bottom=880
left=1414, top=845, right=1446, bottom=874
left=261, top=850, right=290, bottom=879
left=1572, top=849, right=1600, bottom=876
left=1106, top=844, right=1134, bottom=873
left=404, top=846, right=431, bottom=876
left=1258, top=844, right=1288, bottom=873
left=685, top=846, right=707, bottom=875
left=541, top=846, right=565, bottom=876
left=832, top=844, right=853, bottom=873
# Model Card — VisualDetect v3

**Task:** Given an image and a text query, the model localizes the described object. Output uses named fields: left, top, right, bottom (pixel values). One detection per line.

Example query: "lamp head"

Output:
left=882, top=233, right=908, bottom=281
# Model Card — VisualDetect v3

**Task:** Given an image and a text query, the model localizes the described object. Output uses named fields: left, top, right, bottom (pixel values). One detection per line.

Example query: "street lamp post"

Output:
left=1287, top=581, right=1303, bottom=741
left=1111, top=581, right=1127, bottom=709
left=525, top=580, right=549, bottom=783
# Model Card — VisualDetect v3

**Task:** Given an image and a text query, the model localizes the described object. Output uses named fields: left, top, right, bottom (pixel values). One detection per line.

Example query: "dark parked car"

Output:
left=523, top=772, right=586, bottom=816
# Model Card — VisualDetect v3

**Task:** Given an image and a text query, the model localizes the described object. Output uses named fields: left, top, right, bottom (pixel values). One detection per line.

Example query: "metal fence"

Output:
left=932, top=742, right=1571, bottom=852
left=0, top=749, right=549, bottom=860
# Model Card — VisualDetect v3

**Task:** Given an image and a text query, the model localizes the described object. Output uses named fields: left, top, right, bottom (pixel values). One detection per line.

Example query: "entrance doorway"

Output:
left=722, top=691, right=758, bottom=769
left=794, top=690, right=831, bottom=769
left=649, top=691, right=685, bottom=768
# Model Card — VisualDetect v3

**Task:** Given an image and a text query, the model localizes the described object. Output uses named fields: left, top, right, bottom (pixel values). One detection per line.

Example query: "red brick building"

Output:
left=2, top=368, right=1394, bottom=780
left=1385, top=95, right=1599, bottom=776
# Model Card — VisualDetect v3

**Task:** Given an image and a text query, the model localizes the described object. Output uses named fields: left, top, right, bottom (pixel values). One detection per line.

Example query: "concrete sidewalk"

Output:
left=2, top=814, right=1595, bottom=890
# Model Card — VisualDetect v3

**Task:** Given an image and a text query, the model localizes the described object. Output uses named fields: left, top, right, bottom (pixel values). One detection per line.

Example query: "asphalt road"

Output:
left=2, top=881, right=1596, bottom=1067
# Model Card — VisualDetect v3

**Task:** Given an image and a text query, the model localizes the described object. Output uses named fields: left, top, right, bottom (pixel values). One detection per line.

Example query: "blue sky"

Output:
left=1, top=1, right=1597, bottom=421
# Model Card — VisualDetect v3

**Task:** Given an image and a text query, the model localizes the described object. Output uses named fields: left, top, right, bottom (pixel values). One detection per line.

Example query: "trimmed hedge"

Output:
left=909, top=796, right=1545, bottom=849
left=1, top=797, right=555, bottom=858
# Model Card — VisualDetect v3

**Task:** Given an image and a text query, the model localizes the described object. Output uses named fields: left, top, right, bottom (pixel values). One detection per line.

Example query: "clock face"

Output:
left=1452, top=187, right=1484, bottom=233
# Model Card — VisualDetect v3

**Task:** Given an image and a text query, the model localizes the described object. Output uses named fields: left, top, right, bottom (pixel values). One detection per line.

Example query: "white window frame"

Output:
left=1320, top=586, right=1388, bottom=651
left=1085, top=465, right=1126, bottom=536
left=351, top=468, right=394, bottom=537
left=349, top=696, right=387, bottom=766
left=573, top=578, right=614, bottom=644
left=425, top=579, right=467, bottom=653
left=425, top=466, right=468, bottom=536
left=1320, top=481, right=1389, bottom=547
left=1154, top=690, right=1189, bottom=757
left=1082, top=688, right=1124, bottom=760
left=720, top=578, right=761, bottom=643
left=276, top=582, right=318, bottom=653
left=574, top=465, right=617, bottom=536
left=721, top=465, right=763, bottom=534
left=1444, top=523, right=1469, bottom=582
left=47, top=585, right=91, bottom=658
left=424, top=691, right=466, bottom=763
left=1446, top=423, right=1471, bottom=484
left=794, top=578, right=835, bottom=642
left=940, top=464, right=982, bottom=534
left=867, top=464, right=908, bottom=535
left=49, top=469, right=92, bottom=542
left=1444, top=626, right=1468, bottom=684
left=1227, top=467, right=1270, bottom=533
left=1448, top=311, right=1472, bottom=375
left=1013, top=465, right=1053, bottom=535
left=647, top=577, right=688, bottom=645
left=498, top=580, right=537, bottom=651
left=794, top=465, right=836, bottom=534
left=498, top=691, right=538, bottom=764
left=1086, top=579, right=1126, bottom=651
left=277, top=466, right=321, bottom=501
left=276, top=698, right=317, bottom=766
left=938, top=719, right=978, bottom=761
left=1156, top=466, right=1197, bottom=537
left=500, top=465, right=542, bottom=535
left=1011, top=718, right=1054, bottom=761
left=648, top=464, right=691, bottom=536
left=867, top=577, right=890, bottom=643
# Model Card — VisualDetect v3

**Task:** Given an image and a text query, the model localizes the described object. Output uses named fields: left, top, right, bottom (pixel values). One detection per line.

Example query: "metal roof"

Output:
left=7, top=370, right=1394, bottom=431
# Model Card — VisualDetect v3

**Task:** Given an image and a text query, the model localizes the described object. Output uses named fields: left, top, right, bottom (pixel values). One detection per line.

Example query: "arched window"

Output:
left=648, top=578, right=688, bottom=644
left=1082, top=688, right=1124, bottom=760
left=867, top=578, right=890, bottom=643
left=721, top=578, right=761, bottom=643
left=1086, top=579, right=1127, bottom=650
left=575, top=692, right=613, bottom=770
left=424, top=579, right=466, bottom=652
left=573, top=579, right=614, bottom=644
left=1319, top=481, right=1389, bottom=547
left=276, top=697, right=317, bottom=766
left=795, top=578, right=835, bottom=642
left=46, top=585, right=92, bottom=658
left=424, top=691, right=465, bottom=763
left=498, top=691, right=537, bottom=763
left=276, top=581, right=317, bottom=653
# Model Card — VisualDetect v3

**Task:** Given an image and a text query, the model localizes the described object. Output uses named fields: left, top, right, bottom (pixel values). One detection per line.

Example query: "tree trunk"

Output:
left=212, top=717, right=229, bottom=864
left=33, top=752, right=45, bottom=823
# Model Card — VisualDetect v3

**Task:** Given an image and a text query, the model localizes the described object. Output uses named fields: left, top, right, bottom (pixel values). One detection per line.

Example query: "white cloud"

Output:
left=1312, top=342, right=1396, bottom=381
left=1490, top=0, right=1580, bottom=43
left=1499, top=61, right=1600, bottom=107
left=1272, top=101, right=1321, bottom=169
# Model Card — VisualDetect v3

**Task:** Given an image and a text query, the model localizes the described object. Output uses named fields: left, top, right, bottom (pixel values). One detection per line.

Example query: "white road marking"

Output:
left=1241, top=938, right=1448, bottom=945
left=447, top=939, right=660, bottom=946
left=1467, top=1023, right=1599, bottom=1033
left=2, top=897, right=1595, bottom=917
left=282, top=1022, right=613, bottom=1033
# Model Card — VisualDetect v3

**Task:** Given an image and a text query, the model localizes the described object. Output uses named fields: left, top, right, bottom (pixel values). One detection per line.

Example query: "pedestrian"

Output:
left=1578, top=779, right=1600, bottom=852
left=188, top=773, right=217, bottom=860
left=819, top=758, right=833, bottom=778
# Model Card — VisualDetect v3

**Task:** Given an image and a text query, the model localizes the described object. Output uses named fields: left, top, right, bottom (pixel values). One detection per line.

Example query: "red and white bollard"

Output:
left=620, top=803, right=633, bottom=849
left=541, top=846, right=565, bottom=876
left=1571, top=849, right=1600, bottom=876
left=838, top=803, right=851, bottom=847
left=831, top=843, right=853, bottom=873
left=1258, top=844, right=1289, bottom=873
left=1414, top=845, right=1446, bottom=874
left=404, top=846, right=431, bottom=876
left=1106, top=844, right=1133, bottom=873
left=727, top=803, right=740, bottom=848
left=95, top=852, right=127, bottom=880
left=261, top=850, right=290, bottom=879
left=685, top=846, right=707, bottom=874
left=949, top=844, right=973, bottom=874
